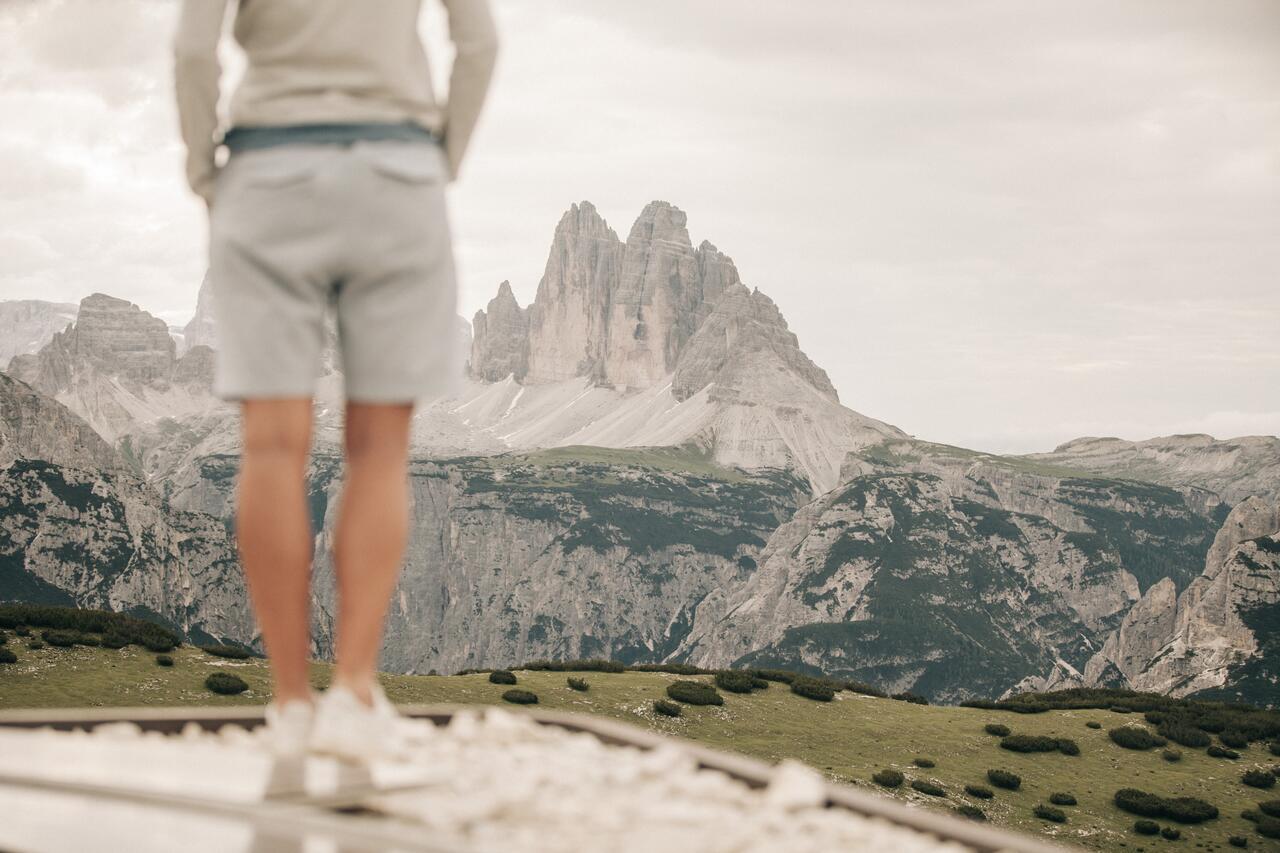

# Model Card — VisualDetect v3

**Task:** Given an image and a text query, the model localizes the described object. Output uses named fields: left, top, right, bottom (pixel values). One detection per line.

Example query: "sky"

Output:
left=0, top=0, right=1277, bottom=453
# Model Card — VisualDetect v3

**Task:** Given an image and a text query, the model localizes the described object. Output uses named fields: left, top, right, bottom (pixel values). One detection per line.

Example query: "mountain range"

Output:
left=2, top=200, right=1277, bottom=705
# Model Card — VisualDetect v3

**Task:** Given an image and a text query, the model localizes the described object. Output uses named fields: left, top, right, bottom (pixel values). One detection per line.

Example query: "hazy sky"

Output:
left=1, top=0, right=1277, bottom=453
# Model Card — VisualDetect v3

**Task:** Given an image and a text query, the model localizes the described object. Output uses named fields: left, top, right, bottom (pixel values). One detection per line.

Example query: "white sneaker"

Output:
left=261, top=695, right=315, bottom=758
left=309, top=680, right=411, bottom=763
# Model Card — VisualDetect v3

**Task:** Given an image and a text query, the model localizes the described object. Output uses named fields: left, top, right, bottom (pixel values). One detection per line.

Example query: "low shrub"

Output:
left=0, top=605, right=180, bottom=652
left=1145, top=710, right=1167, bottom=725
left=987, top=769, right=1021, bottom=790
left=913, top=757, right=935, bottom=768
left=751, top=668, right=796, bottom=684
left=1086, top=720, right=1102, bottom=729
left=1114, top=788, right=1166, bottom=818
left=1160, top=826, right=1181, bottom=840
left=910, top=779, right=946, bottom=797
left=1057, top=738, right=1081, bottom=756
left=26, top=640, right=43, bottom=650
left=502, top=689, right=538, bottom=705
left=1034, top=804, right=1066, bottom=823
left=1209, top=745, right=1242, bottom=760
left=984, top=723, right=1011, bottom=737
left=566, top=677, right=589, bottom=692
left=1000, top=734, right=1058, bottom=753
left=1133, top=819, right=1160, bottom=836
left=1049, top=792, right=1077, bottom=806
left=892, top=691, right=928, bottom=705
left=1163, top=796, right=1219, bottom=824
left=1228, top=835, right=1248, bottom=847
left=1109, top=726, right=1167, bottom=750
left=1221, top=730, right=1251, bottom=749
left=1257, top=816, right=1280, bottom=839
left=844, top=680, right=886, bottom=697
left=964, top=784, right=993, bottom=800
left=198, top=644, right=252, bottom=660
left=42, top=629, right=80, bottom=647
left=489, top=670, right=517, bottom=685
left=790, top=676, right=835, bottom=702
left=0, top=648, right=16, bottom=664
left=955, top=805, right=985, bottom=821
left=1196, top=715, right=1228, bottom=734
left=872, top=769, right=903, bottom=788
left=1163, top=749, right=1182, bottom=762
left=627, top=663, right=710, bottom=676
left=78, top=634, right=101, bottom=647
left=714, top=670, right=758, bottom=694
left=652, top=699, right=681, bottom=718
left=204, top=672, right=248, bottom=695
left=1110, top=705, right=1133, bottom=714
left=13, top=626, right=28, bottom=637
left=156, top=654, right=174, bottom=667
left=1259, top=801, right=1280, bottom=818
left=1243, top=769, right=1276, bottom=789
left=1160, top=722, right=1212, bottom=748
left=1271, top=742, right=1280, bottom=757
left=667, top=680, right=723, bottom=706
left=100, top=633, right=129, bottom=649
left=524, top=659, right=624, bottom=673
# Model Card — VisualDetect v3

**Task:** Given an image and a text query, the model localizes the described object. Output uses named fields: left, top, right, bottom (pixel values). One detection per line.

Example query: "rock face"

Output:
left=469, top=282, right=529, bottom=381
left=7, top=293, right=220, bottom=442
left=179, top=274, right=217, bottom=354
left=0, top=299, right=78, bottom=367
left=1024, top=434, right=1280, bottom=505
left=1079, top=497, right=1280, bottom=702
left=675, top=467, right=1220, bottom=701
left=0, top=374, right=250, bottom=643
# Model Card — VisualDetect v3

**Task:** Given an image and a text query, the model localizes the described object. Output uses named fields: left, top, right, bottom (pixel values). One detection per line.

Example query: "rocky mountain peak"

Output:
left=470, top=281, right=530, bottom=382
left=554, top=200, right=618, bottom=242
left=63, top=293, right=175, bottom=386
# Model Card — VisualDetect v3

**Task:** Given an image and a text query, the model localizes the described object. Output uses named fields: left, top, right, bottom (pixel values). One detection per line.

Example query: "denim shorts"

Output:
left=207, top=139, right=457, bottom=403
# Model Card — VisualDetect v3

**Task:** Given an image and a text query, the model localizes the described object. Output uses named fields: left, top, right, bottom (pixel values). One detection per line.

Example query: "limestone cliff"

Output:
left=0, top=299, right=77, bottom=367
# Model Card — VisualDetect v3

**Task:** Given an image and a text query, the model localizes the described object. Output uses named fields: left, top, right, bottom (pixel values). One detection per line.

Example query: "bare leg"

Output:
left=331, top=402, right=413, bottom=704
left=236, top=399, right=315, bottom=705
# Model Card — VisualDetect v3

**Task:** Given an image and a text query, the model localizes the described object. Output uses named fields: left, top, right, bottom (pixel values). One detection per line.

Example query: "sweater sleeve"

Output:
left=440, top=0, right=499, bottom=182
left=173, top=0, right=233, bottom=205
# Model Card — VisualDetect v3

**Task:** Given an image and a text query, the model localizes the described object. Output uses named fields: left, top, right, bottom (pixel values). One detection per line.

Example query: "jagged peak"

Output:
left=554, top=201, right=618, bottom=241
left=627, top=200, right=691, bottom=248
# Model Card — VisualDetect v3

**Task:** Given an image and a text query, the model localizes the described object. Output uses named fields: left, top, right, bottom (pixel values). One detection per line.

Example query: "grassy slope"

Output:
left=2, top=644, right=1274, bottom=851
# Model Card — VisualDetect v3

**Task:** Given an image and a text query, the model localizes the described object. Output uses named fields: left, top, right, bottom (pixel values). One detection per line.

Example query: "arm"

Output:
left=440, top=0, right=500, bottom=182
left=173, top=0, right=233, bottom=206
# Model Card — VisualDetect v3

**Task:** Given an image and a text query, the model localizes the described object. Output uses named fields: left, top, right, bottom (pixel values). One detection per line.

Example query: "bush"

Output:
left=1243, top=769, right=1276, bottom=789
left=1228, top=835, right=1248, bottom=847
left=1257, top=816, right=1280, bottom=839
left=1271, top=742, right=1280, bottom=757
left=913, top=757, right=935, bottom=768
left=652, top=699, right=681, bottom=718
left=1163, top=796, right=1219, bottom=824
left=1115, top=788, right=1166, bottom=818
left=566, top=677, right=589, bottom=692
left=1160, top=722, right=1212, bottom=748
left=26, top=640, right=43, bottom=650
left=1001, top=734, right=1059, bottom=753
left=714, top=670, right=758, bottom=694
left=100, top=633, right=129, bottom=649
left=1163, top=749, right=1182, bottom=762
left=1110, top=726, right=1167, bottom=750
left=199, top=644, right=252, bottom=660
left=1222, top=730, right=1251, bottom=749
left=1133, top=819, right=1160, bottom=836
left=844, top=680, right=886, bottom=697
left=204, top=672, right=248, bottom=695
left=13, top=626, right=29, bottom=637
left=955, top=805, right=986, bottom=821
left=1110, top=705, right=1132, bottom=714
left=892, top=691, right=928, bottom=705
left=667, top=680, right=723, bottom=706
left=984, top=723, right=1011, bottom=737
left=489, top=670, right=517, bottom=685
left=1209, top=745, right=1241, bottom=760
left=502, top=689, right=538, bottom=705
left=987, top=769, right=1021, bottom=790
left=751, top=668, right=796, bottom=684
left=1034, top=804, right=1066, bottom=823
left=790, top=676, right=835, bottom=702
left=0, top=605, right=180, bottom=652
left=1050, top=792, right=1077, bottom=806
left=911, top=779, right=946, bottom=797
left=1057, top=738, right=1081, bottom=756
left=1160, top=827, right=1181, bottom=840
left=1086, top=720, right=1102, bottom=729
left=523, top=659, right=624, bottom=673
left=872, top=769, right=904, bottom=788
left=627, top=663, right=711, bottom=676
left=964, top=784, right=993, bottom=800
left=155, top=654, right=174, bottom=667
left=78, top=634, right=101, bottom=647
left=42, top=629, right=80, bottom=647
left=0, top=648, right=16, bottom=664
left=1259, top=801, right=1280, bottom=818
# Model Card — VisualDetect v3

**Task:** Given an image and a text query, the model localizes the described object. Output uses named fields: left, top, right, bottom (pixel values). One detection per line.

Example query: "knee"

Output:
left=241, top=418, right=311, bottom=468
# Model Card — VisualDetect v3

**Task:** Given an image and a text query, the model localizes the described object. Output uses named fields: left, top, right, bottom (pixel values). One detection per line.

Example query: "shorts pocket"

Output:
left=225, top=149, right=328, bottom=189
left=362, top=145, right=445, bottom=184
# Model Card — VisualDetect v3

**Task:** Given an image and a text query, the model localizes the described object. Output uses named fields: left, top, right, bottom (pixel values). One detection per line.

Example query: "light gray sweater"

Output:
left=173, top=0, right=498, bottom=204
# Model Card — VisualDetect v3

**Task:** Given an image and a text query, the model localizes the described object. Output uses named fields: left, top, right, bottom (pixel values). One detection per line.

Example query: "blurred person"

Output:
left=173, top=0, right=497, bottom=760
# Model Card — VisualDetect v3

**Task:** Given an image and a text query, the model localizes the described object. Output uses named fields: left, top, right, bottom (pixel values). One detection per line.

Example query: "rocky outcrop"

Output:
left=469, top=282, right=529, bottom=381
left=6, top=293, right=223, bottom=442
left=179, top=274, right=217, bottom=355
left=0, top=375, right=250, bottom=643
left=0, top=299, right=78, bottom=367
left=1079, top=497, right=1280, bottom=701
left=1023, top=434, right=1280, bottom=505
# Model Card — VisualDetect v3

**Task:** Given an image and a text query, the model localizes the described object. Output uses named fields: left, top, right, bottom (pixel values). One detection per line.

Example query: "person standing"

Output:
left=173, top=0, right=497, bottom=759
